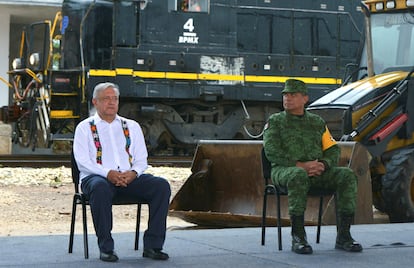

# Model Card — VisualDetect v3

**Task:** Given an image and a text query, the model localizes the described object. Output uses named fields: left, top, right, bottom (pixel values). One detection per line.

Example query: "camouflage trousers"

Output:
left=271, top=166, right=357, bottom=216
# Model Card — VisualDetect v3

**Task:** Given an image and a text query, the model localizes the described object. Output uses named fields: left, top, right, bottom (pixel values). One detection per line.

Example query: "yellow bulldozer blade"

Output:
left=169, top=140, right=373, bottom=227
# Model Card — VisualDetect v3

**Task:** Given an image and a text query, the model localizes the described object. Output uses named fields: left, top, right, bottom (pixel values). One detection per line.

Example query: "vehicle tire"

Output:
left=372, top=174, right=387, bottom=213
left=381, top=148, right=414, bottom=223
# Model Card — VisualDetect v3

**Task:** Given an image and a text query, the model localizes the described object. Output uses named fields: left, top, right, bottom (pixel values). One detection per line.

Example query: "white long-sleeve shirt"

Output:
left=73, top=113, right=148, bottom=184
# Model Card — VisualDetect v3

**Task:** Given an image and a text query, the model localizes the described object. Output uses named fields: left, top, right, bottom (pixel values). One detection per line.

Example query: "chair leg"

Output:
left=81, top=201, right=89, bottom=259
left=276, top=192, right=282, bottom=251
left=334, top=194, right=338, bottom=232
left=68, top=196, right=78, bottom=253
left=135, top=204, right=141, bottom=250
left=261, top=191, right=268, bottom=246
left=316, top=196, right=324, bottom=244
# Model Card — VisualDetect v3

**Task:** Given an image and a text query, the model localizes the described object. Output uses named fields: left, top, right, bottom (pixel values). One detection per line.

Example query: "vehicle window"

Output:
left=180, top=0, right=209, bottom=13
left=371, top=13, right=414, bottom=74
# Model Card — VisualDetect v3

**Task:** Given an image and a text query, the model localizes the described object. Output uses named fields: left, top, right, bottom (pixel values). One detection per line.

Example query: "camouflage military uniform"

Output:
left=263, top=110, right=358, bottom=216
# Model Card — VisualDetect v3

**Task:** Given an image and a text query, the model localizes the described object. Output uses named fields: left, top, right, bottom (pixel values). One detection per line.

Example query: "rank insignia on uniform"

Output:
left=322, top=126, right=337, bottom=150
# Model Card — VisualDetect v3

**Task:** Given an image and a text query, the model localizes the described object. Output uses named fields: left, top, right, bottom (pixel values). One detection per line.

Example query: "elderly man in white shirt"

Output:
left=73, top=82, right=170, bottom=262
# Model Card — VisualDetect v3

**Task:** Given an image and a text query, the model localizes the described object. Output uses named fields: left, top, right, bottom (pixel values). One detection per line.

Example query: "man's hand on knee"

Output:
left=296, top=160, right=325, bottom=177
left=107, top=170, right=128, bottom=187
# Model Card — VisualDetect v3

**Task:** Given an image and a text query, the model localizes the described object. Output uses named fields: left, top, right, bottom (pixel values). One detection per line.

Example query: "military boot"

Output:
left=335, top=213, right=363, bottom=252
left=291, top=215, right=313, bottom=254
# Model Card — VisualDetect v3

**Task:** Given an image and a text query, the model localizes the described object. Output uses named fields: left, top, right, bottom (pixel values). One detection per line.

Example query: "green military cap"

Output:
left=281, top=79, right=308, bottom=95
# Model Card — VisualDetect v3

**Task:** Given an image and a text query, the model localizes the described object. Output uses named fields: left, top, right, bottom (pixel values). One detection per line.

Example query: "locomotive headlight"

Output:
left=375, top=2, right=384, bottom=10
left=386, top=1, right=395, bottom=9
left=12, top=58, right=22, bottom=70
left=29, top=53, right=40, bottom=67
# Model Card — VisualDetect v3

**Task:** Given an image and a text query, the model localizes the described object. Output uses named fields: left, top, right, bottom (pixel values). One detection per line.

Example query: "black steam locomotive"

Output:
left=6, top=0, right=364, bottom=155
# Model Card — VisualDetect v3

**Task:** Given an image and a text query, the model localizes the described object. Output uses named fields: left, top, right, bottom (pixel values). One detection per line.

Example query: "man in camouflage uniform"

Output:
left=263, top=79, right=363, bottom=254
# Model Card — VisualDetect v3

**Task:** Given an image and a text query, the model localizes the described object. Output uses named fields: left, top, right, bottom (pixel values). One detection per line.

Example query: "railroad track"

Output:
left=0, top=154, right=192, bottom=168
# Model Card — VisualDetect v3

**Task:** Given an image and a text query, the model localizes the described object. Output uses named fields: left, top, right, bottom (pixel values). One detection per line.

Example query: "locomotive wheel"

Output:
left=381, top=148, right=414, bottom=223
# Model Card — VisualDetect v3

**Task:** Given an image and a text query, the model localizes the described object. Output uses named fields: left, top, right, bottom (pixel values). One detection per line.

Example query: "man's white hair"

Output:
left=92, top=82, right=120, bottom=99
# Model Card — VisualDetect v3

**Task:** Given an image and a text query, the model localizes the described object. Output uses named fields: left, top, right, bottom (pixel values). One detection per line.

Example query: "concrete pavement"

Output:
left=1, top=223, right=414, bottom=267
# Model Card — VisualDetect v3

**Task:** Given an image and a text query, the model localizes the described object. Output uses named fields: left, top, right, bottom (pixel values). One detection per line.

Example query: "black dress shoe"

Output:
left=100, top=251, right=119, bottom=262
left=143, top=248, right=169, bottom=260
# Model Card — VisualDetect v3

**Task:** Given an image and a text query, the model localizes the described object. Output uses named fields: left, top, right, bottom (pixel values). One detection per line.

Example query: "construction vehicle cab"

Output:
left=308, top=0, right=414, bottom=222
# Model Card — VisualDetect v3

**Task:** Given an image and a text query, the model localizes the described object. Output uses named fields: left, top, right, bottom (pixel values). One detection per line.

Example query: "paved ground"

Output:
left=1, top=222, right=414, bottom=267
